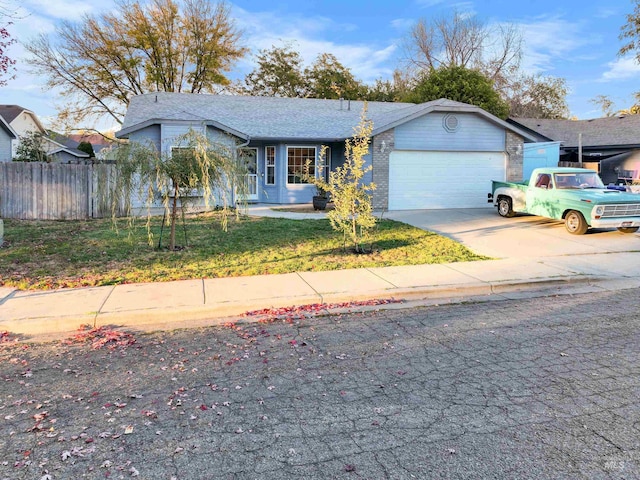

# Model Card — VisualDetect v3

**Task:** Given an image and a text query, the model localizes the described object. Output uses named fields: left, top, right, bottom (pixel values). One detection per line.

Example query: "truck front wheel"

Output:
left=565, top=210, right=588, bottom=235
left=497, top=197, right=515, bottom=218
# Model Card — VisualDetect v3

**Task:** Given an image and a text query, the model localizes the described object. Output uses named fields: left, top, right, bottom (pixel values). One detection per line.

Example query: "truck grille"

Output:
left=601, top=204, right=640, bottom=217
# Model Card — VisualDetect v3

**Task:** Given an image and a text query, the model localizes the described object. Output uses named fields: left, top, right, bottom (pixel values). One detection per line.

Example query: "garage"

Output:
left=388, top=151, right=506, bottom=210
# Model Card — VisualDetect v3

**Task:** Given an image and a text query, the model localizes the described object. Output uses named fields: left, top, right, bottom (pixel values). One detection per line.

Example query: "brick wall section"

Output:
left=371, top=129, right=394, bottom=210
left=505, top=131, right=524, bottom=182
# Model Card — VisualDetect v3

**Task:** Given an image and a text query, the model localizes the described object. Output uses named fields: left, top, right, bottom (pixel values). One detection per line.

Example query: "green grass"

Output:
left=0, top=212, right=489, bottom=290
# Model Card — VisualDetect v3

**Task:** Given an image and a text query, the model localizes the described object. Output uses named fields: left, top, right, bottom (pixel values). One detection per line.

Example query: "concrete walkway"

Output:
left=2, top=204, right=640, bottom=340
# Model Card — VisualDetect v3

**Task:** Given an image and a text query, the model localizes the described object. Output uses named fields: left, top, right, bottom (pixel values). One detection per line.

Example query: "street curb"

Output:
left=1, top=275, right=605, bottom=343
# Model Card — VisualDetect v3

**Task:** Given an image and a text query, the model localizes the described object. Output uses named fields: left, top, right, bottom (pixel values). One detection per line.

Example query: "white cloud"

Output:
left=600, top=56, right=640, bottom=81
left=517, top=15, right=597, bottom=73
left=233, top=6, right=398, bottom=82
left=391, top=18, right=414, bottom=31
left=414, top=0, right=444, bottom=7
left=20, top=0, right=97, bottom=21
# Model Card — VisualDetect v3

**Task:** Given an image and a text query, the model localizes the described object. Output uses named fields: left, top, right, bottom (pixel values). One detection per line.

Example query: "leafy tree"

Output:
left=590, top=94, right=616, bottom=117
left=110, top=130, right=247, bottom=251
left=620, top=0, right=640, bottom=63
left=618, top=92, right=640, bottom=115
left=25, top=0, right=246, bottom=128
left=307, top=107, right=376, bottom=253
left=77, top=141, right=95, bottom=157
left=405, top=65, right=510, bottom=118
left=305, top=53, right=362, bottom=99
left=243, top=45, right=369, bottom=100
left=590, top=93, right=640, bottom=116
left=506, top=74, right=569, bottom=119
left=242, top=44, right=307, bottom=97
left=14, top=131, right=49, bottom=163
left=0, top=23, right=15, bottom=86
left=360, top=79, right=399, bottom=102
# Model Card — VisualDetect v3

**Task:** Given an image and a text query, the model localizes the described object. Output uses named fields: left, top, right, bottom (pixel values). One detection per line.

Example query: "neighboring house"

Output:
left=0, top=105, right=90, bottom=163
left=0, top=114, right=18, bottom=162
left=46, top=131, right=92, bottom=163
left=508, top=115, right=640, bottom=184
left=68, top=133, right=117, bottom=157
left=116, top=93, right=536, bottom=210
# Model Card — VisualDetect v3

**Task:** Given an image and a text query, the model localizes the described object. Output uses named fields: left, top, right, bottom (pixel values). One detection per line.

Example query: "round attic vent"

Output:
left=443, top=114, right=459, bottom=132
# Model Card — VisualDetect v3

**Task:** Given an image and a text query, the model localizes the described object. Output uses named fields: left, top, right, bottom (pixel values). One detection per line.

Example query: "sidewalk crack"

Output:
left=366, top=268, right=399, bottom=288
left=296, top=273, right=324, bottom=303
left=0, top=289, right=18, bottom=307
left=94, top=286, right=116, bottom=328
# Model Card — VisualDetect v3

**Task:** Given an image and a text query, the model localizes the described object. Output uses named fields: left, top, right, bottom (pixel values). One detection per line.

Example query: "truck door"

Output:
left=526, top=173, right=561, bottom=219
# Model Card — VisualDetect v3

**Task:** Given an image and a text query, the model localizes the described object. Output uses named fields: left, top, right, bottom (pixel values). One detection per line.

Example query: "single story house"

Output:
left=116, top=93, right=536, bottom=210
left=0, top=114, right=18, bottom=162
left=0, top=105, right=90, bottom=163
left=508, top=115, right=640, bottom=184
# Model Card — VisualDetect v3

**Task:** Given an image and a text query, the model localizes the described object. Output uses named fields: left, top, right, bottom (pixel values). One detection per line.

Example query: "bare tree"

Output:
left=404, top=10, right=523, bottom=83
left=506, top=74, right=570, bottom=119
left=25, top=0, right=246, bottom=128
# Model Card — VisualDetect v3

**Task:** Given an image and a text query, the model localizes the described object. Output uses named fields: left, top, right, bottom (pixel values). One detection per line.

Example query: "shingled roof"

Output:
left=510, top=116, right=640, bottom=148
left=0, top=105, right=26, bottom=124
left=117, top=92, right=536, bottom=141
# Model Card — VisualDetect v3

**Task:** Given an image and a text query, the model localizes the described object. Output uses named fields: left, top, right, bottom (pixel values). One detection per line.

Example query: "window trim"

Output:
left=265, top=145, right=276, bottom=186
left=286, top=146, right=317, bottom=185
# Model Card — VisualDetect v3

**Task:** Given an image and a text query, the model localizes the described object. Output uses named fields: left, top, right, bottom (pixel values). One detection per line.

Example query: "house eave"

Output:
left=117, top=118, right=250, bottom=141
left=48, top=146, right=90, bottom=158
left=249, top=136, right=347, bottom=143
left=0, top=116, right=17, bottom=138
left=560, top=143, right=640, bottom=152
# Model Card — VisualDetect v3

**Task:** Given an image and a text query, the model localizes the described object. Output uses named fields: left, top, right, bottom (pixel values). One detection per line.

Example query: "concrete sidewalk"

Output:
left=3, top=203, right=640, bottom=340
left=2, top=254, right=640, bottom=340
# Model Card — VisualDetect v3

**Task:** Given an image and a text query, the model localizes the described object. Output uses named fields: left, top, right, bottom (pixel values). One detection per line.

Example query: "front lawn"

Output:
left=0, top=212, right=488, bottom=290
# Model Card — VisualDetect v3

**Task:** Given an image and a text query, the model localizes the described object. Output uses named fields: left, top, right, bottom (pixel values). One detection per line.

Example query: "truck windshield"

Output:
left=554, top=172, right=604, bottom=189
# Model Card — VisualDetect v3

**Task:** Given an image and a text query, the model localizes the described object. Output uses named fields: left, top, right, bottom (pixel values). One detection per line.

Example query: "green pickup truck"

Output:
left=490, top=167, right=640, bottom=234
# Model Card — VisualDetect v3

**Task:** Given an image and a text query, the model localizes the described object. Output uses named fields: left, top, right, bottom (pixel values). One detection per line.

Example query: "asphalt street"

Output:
left=1, top=290, right=639, bottom=479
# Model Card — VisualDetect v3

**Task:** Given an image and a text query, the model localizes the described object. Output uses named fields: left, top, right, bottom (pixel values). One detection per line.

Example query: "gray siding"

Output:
left=128, top=125, right=161, bottom=152
left=49, top=151, right=85, bottom=164
left=0, top=128, right=12, bottom=162
left=161, top=124, right=205, bottom=155
left=206, top=127, right=237, bottom=148
left=395, top=112, right=505, bottom=152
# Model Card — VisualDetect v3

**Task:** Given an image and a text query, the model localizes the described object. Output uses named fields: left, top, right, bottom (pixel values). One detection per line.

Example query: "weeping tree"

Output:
left=109, top=129, right=248, bottom=250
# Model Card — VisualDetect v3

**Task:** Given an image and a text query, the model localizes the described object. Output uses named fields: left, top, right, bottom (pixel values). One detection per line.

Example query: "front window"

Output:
left=265, top=146, right=275, bottom=185
left=170, top=146, right=195, bottom=161
left=287, top=147, right=316, bottom=184
left=555, top=172, right=604, bottom=189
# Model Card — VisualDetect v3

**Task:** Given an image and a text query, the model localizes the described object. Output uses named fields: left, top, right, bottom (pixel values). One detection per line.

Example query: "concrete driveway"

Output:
left=386, top=207, right=640, bottom=259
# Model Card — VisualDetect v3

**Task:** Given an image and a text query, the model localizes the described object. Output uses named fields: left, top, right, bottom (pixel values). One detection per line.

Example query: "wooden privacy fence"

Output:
left=0, top=162, right=119, bottom=220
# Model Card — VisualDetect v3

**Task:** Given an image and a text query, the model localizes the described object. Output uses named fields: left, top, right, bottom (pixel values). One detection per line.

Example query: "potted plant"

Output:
left=302, top=158, right=330, bottom=210
left=312, top=184, right=329, bottom=210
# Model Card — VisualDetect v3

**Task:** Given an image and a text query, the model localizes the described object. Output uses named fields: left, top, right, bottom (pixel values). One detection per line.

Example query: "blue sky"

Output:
left=3, top=0, right=640, bottom=131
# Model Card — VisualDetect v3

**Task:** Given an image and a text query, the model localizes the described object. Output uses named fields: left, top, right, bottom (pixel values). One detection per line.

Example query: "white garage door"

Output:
left=388, top=151, right=506, bottom=210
